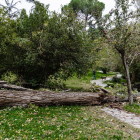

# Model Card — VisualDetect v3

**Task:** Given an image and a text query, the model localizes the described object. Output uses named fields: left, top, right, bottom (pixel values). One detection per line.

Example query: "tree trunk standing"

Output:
left=122, top=54, right=133, bottom=105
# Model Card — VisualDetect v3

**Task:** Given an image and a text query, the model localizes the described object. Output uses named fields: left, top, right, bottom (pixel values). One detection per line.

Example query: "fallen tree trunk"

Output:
left=0, top=84, right=31, bottom=91
left=0, top=81, right=7, bottom=84
left=0, top=90, right=130, bottom=108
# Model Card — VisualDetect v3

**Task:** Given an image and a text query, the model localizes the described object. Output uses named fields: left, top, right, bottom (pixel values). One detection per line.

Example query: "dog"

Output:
left=100, top=76, right=107, bottom=81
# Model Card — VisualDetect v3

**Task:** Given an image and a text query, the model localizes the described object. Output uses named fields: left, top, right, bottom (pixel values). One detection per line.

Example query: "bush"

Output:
left=28, top=103, right=39, bottom=110
left=99, top=67, right=110, bottom=74
left=89, top=83, right=101, bottom=92
left=111, top=76, right=121, bottom=83
left=121, top=74, right=126, bottom=79
left=107, top=83, right=115, bottom=87
left=46, top=77, right=66, bottom=91
left=1, top=71, right=18, bottom=84
left=107, top=83, right=127, bottom=95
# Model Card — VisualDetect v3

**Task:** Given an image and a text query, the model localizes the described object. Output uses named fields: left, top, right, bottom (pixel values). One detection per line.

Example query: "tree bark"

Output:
left=121, top=54, right=133, bottom=105
left=0, top=84, right=31, bottom=91
left=0, top=90, right=128, bottom=108
left=101, top=87, right=113, bottom=94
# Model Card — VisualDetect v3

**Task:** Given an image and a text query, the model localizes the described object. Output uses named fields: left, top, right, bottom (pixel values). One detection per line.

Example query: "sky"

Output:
left=0, top=0, right=115, bottom=16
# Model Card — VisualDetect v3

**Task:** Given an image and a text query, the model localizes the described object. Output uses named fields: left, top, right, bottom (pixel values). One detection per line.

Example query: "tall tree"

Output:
left=0, top=7, right=19, bottom=76
left=98, top=0, right=140, bottom=105
left=0, top=0, right=21, bottom=18
left=62, top=0, right=105, bottom=29
left=12, top=3, right=92, bottom=84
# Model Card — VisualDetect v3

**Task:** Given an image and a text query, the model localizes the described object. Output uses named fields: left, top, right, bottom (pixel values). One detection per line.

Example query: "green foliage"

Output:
left=1, top=71, right=18, bottom=84
left=46, top=77, right=66, bottom=91
left=61, top=70, right=116, bottom=91
left=66, top=83, right=101, bottom=92
left=64, top=0, right=105, bottom=41
left=95, top=71, right=115, bottom=79
left=0, top=2, right=92, bottom=85
left=67, top=0, right=105, bottom=26
left=89, top=82, right=101, bottom=92
left=130, top=58, right=140, bottom=83
left=121, top=74, right=126, bottom=79
left=99, top=67, right=110, bottom=74
left=106, top=82, right=115, bottom=88
left=28, top=103, right=39, bottom=110
left=98, top=0, right=140, bottom=105
left=111, top=76, right=121, bottom=83
left=0, top=0, right=21, bottom=18
left=106, top=83, right=127, bottom=95
left=16, top=4, right=91, bottom=84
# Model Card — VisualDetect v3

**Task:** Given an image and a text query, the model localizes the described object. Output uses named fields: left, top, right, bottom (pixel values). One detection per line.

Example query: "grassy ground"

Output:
left=124, top=102, right=140, bottom=115
left=0, top=105, right=140, bottom=139
left=62, top=70, right=116, bottom=89
left=1, top=71, right=140, bottom=139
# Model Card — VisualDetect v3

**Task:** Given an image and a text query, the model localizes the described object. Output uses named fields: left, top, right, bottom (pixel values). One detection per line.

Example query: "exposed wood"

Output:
left=101, top=87, right=113, bottom=94
left=0, top=90, right=130, bottom=108
left=0, top=81, right=8, bottom=84
left=0, top=84, right=31, bottom=91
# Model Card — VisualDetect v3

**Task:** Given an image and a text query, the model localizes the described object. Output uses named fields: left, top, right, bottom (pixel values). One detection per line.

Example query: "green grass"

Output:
left=0, top=105, right=139, bottom=139
left=62, top=70, right=116, bottom=89
left=94, top=71, right=116, bottom=79
left=124, top=102, right=140, bottom=115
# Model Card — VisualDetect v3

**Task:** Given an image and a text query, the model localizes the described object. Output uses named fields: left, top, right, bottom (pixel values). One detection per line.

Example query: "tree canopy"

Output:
left=98, top=0, right=140, bottom=105
left=0, top=1, right=92, bottom=85
left=62, top=0, right=105, bottom=29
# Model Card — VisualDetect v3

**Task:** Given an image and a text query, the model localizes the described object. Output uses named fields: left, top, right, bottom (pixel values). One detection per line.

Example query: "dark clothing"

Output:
left=93, top=70, right=96, bottom=80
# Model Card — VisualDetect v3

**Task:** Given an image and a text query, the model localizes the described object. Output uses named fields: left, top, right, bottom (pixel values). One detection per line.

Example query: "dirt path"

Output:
left=91, top=73, right=140, bottom=130
left=101, top=107, right=140, bottom=129
left=90, top=73, right=122, bottom=87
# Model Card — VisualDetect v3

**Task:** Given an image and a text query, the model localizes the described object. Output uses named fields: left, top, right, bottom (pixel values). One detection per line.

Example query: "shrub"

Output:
left=112, top=83, right=127, bottom=95
left=89, top=83, right=101, bottom=92
left=28, top=103, right=39, bottom=110
left=1, top=71, right=18, bottom=84
left=46, top=78, right=66, bottom=91
left=121, top=74, right=126, bottom=79
left=99, top=67, right=110, bottom=74
left=111, top=76, right=121, bottom=83
left=107, top=83, right=115, bottom=87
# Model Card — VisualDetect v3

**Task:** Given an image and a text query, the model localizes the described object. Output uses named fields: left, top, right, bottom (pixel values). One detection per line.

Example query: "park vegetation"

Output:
left=0, top=105, right=140, bottom=139
left=0, top=0, right=140, bottom=106
left=1, top=0, right=140, bottom=139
